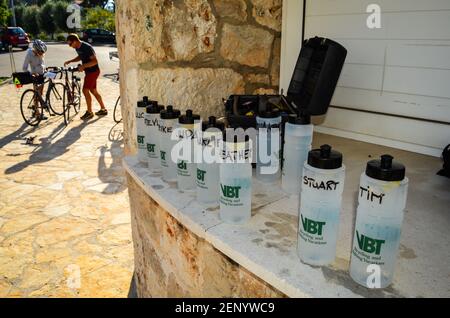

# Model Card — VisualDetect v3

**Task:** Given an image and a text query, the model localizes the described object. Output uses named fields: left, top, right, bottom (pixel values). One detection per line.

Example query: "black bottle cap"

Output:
left=137, top=96, right=155, bottom=108
left=366, top=154, right=406, bottom=181
left=287, top=112, right=311, bottom=125
left=258, top=103, right=281, bottom=118
left=178, top=109, right=200, bottom=124
left=146, top=101, right=160, bottom=114
left=160, top=105, right=181, bottom=119
left=202, top=116, right=225, bottom=131
left=308, top=144, right=343, bottom=169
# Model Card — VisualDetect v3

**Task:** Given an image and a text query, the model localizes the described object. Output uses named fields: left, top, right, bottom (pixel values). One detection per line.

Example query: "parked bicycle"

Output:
left=60, top=66, right=82, bottom=125
left=108, top=51, right=122, bottom=123
left=17, top=68, right=65, bottom=127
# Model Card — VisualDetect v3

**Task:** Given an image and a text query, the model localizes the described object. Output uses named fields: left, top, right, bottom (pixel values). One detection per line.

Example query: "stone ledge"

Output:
left=123, top=131, right=450, bottom=297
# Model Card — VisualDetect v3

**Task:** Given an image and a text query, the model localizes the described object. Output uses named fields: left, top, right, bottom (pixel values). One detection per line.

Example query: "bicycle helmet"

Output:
left=32, top=39, right=47, bottom=54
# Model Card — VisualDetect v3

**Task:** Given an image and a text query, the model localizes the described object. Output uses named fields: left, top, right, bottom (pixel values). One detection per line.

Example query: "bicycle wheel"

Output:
left=20, top=89, right=43, bottom=127
left=113, top=96, right=122, bottom=123
left=47, top=82, right=65, bottom=116
left=73, top=80, right=81, bottom=114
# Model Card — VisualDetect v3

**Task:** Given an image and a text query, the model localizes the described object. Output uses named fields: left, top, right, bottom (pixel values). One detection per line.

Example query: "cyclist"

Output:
left=64, top=33, right=107, bottom=120
left=22, top=39, right=47, bottom=119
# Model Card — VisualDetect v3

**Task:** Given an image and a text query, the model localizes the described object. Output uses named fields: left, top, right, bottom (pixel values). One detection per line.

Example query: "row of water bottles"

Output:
left=135, top=97, right=253, bottom=225
left=135, top=96, right=409, bottom=289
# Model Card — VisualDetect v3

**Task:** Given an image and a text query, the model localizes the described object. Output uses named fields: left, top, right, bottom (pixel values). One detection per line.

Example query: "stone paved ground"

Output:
left=0, top=78, right=133, bottom=297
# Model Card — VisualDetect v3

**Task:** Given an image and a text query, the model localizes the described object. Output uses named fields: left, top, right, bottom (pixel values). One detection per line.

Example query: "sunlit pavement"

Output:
left=0, top=78, right=133, bottom=297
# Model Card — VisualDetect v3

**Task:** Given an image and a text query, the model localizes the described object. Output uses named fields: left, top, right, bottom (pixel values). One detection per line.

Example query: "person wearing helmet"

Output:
left=22, top=39, right=48, bottom=119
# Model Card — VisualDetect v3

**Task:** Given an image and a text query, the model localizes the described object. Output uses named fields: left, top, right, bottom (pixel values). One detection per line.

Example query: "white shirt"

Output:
left=22, top=48, right=45, bottom=74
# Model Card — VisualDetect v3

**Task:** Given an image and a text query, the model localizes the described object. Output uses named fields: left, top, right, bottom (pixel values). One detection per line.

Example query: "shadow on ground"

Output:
left=4, top=117, right=100, bottom=175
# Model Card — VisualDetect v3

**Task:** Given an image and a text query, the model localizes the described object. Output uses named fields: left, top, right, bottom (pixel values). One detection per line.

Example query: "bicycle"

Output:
left=108, top=51, right=122, bottom=124
left=19, top=69, right=65, bottom=127
left=61, top=66, right=82, bottom=125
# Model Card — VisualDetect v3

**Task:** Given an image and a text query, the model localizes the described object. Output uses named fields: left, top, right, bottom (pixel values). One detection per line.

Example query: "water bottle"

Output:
left=349, top=155, right=408, bottom=289
left=145, top=102, right=164, bottom=171
left=297, top=144, right=345, bottom=266
left=196, top=116, right=224, bottom=204
left=159, top=105, right=181, bottom=182
left=219, top=129, right=252, bottom=225
left=256, top=109, right=282, bottom=182
left=136, top=96, right=151, bottom=163
left=282, top=113, right=314, bottom=194
left=176, top=110, right=200, bottom=191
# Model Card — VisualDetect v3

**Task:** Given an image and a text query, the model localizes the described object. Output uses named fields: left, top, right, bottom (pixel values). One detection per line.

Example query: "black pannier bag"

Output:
left=224, top=36, right=347, bottom=126
left=12, top=72, right=34, bottom=85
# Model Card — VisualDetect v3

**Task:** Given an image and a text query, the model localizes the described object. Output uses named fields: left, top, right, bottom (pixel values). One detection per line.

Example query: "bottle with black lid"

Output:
left=159, top=105, right=181, bottom=182
left=297, top=144, right=346, bottom=266
left=350, top=155, right=408, bottom=289
left=176, top=110, right=201, bottom=191
left=144, top=102, right=164, bottom=170
left=135, top=96, right=154, bottom=163
left=282, top=110, right=314, bottom=194
left=196, top=116, right=224, bottom=204
left=256, top=103, right=282, bottom=182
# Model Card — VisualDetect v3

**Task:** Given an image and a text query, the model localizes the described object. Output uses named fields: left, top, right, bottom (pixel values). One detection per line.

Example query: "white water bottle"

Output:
left=136, top=96, right=150, bottom=163
left=282, top=114, right=313, bottom=194
left=350, top=155, right=408, bottom=289
left=159, top=105, right=181, bottom=182
left=145, top=102, right=164, bottom=171
left=297, top=145, right=345, bottom=266
left=256, top=110, right=282, bottom=182
left=219, top=130, right=252, bottom=225
left=196, top=117, right=224, bottom=205
left=176, top=110, right=200, bottom=191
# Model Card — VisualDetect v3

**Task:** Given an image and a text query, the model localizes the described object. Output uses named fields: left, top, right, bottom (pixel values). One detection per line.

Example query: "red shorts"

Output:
left=83, top=70, right=100, bottom=90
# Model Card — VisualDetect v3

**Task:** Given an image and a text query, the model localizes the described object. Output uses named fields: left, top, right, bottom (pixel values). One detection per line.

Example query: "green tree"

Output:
left=37, top=2, right=56, bottom=38
left=52, top=1, right=70, bottom=32
left=83, top=6, right=115, bottom=32
left=0, top=0, right=10, bottom=27
left=22, top=5, right=39, bottom=36
left=13, top=5, right=25, bottom=27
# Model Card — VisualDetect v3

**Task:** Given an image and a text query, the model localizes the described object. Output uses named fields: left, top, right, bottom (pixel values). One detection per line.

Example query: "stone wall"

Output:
left=127, top=174, right=285, bottom=297
left=116, top=0, right=282, bottom=154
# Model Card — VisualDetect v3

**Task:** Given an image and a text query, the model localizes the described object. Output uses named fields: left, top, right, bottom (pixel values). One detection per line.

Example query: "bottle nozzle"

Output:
left=186, top=109, right=193, bottom=117
left=209, top=116, right=216, bottom=125
left=380, top=154, right=393, bottom=169
left=167, top=105, right=173, bottom=112
left=320, top=144, right=332, bottom=158
left=143, top=96, right=149, bottom=103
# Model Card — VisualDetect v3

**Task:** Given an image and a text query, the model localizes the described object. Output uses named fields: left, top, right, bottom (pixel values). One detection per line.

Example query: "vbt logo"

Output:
left=221, top=185, right=241, bottom=199
left=197, top=169, right=206, bottom=182
left=177, top=161, right=187, bottom=170
left=160, top=151, right=166, bottom=161
left=137, top=135, right=145, bottom=145
left=356, top=231, right=385, bottom=255
left=301, top=216, right=326, bottom=235
left=147, top=144, right=155, bottom=153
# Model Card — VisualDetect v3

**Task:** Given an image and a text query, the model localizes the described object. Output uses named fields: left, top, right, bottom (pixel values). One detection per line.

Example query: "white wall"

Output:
left=280, top=0, right=450, bottom=157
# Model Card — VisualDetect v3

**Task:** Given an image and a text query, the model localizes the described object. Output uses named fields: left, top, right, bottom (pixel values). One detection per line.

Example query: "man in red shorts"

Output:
left=64, top=34, right=107, bottom=120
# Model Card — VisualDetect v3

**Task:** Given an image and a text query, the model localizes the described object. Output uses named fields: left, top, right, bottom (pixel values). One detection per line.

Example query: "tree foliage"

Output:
left=0, top=0, right=10, bottom=27
left=37, top=2, right=56, bottom=37
left=83, top=6, right=115, bottom=32
left=22, top=5, right=39, bottom=36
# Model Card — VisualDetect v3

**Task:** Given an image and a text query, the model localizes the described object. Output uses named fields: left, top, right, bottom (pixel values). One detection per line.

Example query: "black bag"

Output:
left=12, top=72, right=34, bottom=85
left=437, top=144, right=450, bottom=178
left=224, top=36, right=347, bottom=122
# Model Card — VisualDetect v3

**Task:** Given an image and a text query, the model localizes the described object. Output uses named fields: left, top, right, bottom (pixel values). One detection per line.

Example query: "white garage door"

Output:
left=282, top=0, right=450, bottom=157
